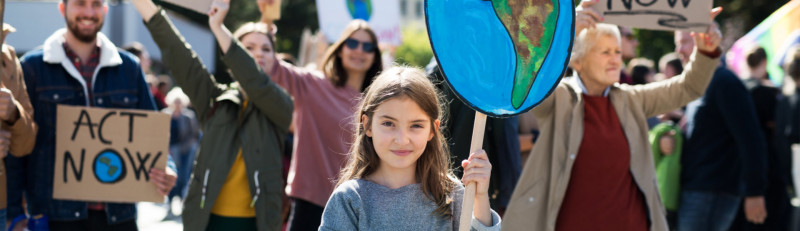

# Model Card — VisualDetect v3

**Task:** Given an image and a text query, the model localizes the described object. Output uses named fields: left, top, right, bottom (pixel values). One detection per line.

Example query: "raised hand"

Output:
left=575, top=0, right=603, bottom=35
left=208, top=0, right=231, bottom=29
left=692, top=7, right=723, bottom=53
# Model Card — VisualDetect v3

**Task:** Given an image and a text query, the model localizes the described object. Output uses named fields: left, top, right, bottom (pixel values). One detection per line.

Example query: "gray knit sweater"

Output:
left=319, top=179, right=502, bottom=230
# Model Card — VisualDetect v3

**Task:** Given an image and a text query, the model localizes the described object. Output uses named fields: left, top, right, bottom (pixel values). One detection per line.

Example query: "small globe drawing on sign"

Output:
left=93, top=149, right=126, bottom=184
left=347, top=0, right=372, bottom=21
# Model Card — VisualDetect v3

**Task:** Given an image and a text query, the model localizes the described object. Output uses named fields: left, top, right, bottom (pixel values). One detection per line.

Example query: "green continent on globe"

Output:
left=492, top=0, right=558, bottom=108
left=99, top=157, right=118, bottom=176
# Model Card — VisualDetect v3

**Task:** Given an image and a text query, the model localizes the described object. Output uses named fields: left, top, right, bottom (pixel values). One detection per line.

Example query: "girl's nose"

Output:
left=393, top=130, right=410, bottom=145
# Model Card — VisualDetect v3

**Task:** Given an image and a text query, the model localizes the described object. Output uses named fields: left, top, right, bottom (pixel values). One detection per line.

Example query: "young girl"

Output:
left=260, top=14, right=384, bottom=231
left=319, top=66, right=501, bottom=230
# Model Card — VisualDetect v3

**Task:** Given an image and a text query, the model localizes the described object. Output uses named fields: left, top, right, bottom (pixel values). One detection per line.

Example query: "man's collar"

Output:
left=574, top=73, right=610, bottom=97
left=43, top=28, right=122, bottom=67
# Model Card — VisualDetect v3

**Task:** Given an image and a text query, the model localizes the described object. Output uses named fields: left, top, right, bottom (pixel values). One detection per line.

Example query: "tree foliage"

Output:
left=394, top=27, right=433, bottom=68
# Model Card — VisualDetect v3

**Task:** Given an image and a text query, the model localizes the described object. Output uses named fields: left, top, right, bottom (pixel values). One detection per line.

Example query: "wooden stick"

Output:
left=459, top=112, right=486, bottom=231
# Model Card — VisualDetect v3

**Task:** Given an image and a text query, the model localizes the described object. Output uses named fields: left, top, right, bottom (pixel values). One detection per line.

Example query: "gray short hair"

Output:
left=165, top=87, right=191, bottom=108
left=571, top=23, right=621, bottom=63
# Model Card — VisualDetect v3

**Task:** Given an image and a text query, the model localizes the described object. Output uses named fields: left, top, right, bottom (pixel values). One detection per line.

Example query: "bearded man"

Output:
left=9, top=0, right=177, bottom=229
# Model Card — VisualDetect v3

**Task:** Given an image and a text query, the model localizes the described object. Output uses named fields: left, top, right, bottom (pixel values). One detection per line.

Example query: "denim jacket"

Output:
left=12, top=29, right=159, bottom=224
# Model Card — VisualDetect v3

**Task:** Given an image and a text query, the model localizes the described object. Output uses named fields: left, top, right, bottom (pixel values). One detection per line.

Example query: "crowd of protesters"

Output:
left=0, top=0, right=799, bottom=230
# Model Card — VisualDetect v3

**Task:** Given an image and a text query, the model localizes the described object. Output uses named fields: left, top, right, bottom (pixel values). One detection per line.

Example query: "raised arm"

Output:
left=207, top=0, right=293, bottom=129
left=629, top=8, right=723, bottom=117
left=132, top=0, right=224, bottom=123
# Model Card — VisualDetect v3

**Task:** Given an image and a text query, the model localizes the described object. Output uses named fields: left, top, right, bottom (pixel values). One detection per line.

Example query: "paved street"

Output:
left=136, top=201, right=183, bottom=230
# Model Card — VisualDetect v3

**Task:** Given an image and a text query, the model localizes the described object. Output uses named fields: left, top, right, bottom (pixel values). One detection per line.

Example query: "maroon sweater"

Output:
left=556, top=94, right=648, bottom=231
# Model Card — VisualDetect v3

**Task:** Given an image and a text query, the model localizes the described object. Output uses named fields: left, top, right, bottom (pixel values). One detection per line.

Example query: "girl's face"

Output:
left=573, top=34, right=622, bottom=88
left=364, top=97, right=437, bottom=173
left=339, top=29, right=376, bottom=74
left=241, top=32, right=276, bottom=72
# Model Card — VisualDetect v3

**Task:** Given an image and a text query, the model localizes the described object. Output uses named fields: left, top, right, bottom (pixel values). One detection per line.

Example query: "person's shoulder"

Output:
left=332, top=179, right=365, bottom=196
left=712, top=67, right=738, bottom=82
left=19, top=47, right=44, bottom=64
left=328, top=179, right=369, bottom=207
left=711, top=67, right=745, bottom=89
left=116, top=49, right=140, bottom=64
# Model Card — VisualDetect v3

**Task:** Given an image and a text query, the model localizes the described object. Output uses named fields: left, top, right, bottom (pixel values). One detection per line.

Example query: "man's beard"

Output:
left=66, top=16, right=103, bottom=43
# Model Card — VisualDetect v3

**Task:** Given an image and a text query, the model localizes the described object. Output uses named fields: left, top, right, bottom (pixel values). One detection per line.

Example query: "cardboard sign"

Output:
left=260, top=0, right=282, bottom=22
left=161, top=0, right=214, bottom=14
left=54, top=105, right=169, bottom=203
left=425, top=0, right=574, bottom=117
left=590, top=0, right=712, bottom=32
left=316, top=0, right=401, bottom=45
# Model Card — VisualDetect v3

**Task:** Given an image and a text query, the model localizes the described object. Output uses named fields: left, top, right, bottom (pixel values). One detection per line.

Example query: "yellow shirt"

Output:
left=211, top=99, right=256, bottom=217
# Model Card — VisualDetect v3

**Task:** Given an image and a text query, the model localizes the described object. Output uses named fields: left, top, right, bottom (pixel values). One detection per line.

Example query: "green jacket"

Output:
left=145, top=10, right=293, bottom=231
left=649, top=122, right=682, bottom=212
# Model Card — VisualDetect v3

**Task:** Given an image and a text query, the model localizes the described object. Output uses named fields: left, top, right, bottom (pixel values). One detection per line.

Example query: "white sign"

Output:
left=316, top=0, right=402, bottom=45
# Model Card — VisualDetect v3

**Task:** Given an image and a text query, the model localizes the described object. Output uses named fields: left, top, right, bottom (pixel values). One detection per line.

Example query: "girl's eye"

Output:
left=263, top=47, right=271, bottom=53
left=381, top=121, right=394, bottom=127
left=411, top=124, right=424, bottom=129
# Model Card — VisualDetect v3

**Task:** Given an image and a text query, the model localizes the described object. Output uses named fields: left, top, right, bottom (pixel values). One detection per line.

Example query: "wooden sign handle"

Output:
left=459, top=112, right=486, bottom=231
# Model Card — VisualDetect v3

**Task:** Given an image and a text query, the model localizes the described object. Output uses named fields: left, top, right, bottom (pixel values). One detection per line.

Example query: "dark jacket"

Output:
left=682, top=67, right=767, bottom=196
left=773, top=88, right=799, bottom=197
left=428, top=64, right=522, bottom=209
left=16, top=29, right=157, bottom=224
left=144, top=10, right=293, bottom=231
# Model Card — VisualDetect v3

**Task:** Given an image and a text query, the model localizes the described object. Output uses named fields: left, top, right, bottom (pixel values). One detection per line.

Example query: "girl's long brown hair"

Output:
left=337, top=66, right=458, bottom=217
left=319, top=19, right=383, bottom=92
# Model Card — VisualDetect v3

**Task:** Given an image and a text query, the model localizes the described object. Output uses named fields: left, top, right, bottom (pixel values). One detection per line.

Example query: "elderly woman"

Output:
left=501, top=5, right=724, bottom=231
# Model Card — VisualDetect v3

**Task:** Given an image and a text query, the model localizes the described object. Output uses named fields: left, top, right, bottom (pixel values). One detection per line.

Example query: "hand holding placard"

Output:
left=576, top=0, right=603, bottom=34
left=692, top=7, right=722, bottom=53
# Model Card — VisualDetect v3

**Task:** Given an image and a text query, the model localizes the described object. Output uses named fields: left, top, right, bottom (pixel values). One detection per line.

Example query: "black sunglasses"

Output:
left=344, top=38, right=376, bottom=52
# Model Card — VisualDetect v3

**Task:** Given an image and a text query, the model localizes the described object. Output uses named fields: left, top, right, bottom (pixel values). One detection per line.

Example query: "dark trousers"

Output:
left=50, top=210, right=137, bottom=231
left=169, top=145, right=197, bottom=201
left=678, top=190, right=742, bottom=231
left=287, top=198, right=324, bottom=231
left=730, top=181, right=792, bottom=231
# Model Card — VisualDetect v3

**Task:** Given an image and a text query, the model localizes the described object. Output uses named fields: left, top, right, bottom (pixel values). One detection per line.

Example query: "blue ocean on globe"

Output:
left=95, top=151, right=124, bottom=183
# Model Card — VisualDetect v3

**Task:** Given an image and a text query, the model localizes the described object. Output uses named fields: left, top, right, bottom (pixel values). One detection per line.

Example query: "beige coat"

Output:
left=0, top=25, right=38, bottom=209
left=502, top=49, right=719, bottom=231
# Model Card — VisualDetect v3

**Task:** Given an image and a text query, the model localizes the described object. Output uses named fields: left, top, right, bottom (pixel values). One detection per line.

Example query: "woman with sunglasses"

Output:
left=264, top=19, right=383, bottom=230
